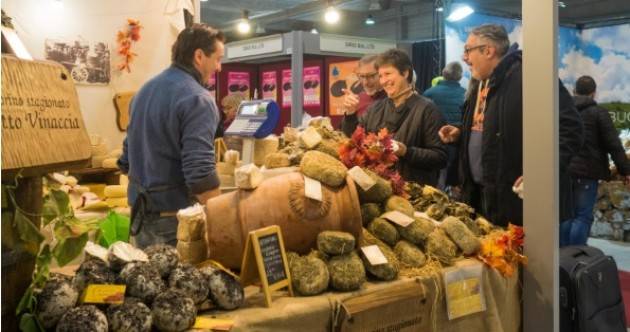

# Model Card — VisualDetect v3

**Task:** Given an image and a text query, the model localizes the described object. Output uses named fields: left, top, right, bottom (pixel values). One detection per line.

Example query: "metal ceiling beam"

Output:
left=216, top=0, right=364, bottom=32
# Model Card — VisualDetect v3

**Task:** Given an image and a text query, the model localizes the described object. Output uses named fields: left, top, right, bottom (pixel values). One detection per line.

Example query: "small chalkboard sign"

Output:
left=240, top=225, right=293, bottom=307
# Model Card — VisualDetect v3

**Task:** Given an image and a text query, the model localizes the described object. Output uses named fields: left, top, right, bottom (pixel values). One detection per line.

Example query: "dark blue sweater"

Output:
left=422, top=80, right=466, bottom=125
left=118, top=65, right=220, bottom=212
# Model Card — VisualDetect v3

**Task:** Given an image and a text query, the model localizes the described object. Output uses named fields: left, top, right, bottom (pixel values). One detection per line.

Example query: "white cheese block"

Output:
left=235, top=164, right=263, bottom=190
left=299, top=126, right=322, bottom=149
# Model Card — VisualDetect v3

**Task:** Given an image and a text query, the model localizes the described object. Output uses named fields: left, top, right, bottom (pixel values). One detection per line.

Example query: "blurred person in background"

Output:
left=560, top=75, right=630, bottom=246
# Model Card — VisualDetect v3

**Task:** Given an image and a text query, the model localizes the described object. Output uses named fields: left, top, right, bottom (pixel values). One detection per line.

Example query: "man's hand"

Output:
left=512, top=176, right=524, bottom=199
left=196, top=187, right=221, bottom=205
left=342, top=88, right=360, bottom=115
left=394, top=140, right=407, bottom=157
left=438, top=125, right=461, bottom=144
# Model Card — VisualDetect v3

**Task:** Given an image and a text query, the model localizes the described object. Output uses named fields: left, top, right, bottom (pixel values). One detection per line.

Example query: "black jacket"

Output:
left=569, top=95, right=630, bottom=180
left=459, top=49, right=583, bottom=227
left=342, top=93, right=448, bottom=186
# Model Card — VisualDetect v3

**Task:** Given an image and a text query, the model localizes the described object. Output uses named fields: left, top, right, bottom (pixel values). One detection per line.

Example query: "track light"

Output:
left=324, top=6, right=340, bottom=24
left=365, top=14, right=375, bottom=25
left=237, top=10, right=251, bottom=34
left=446, top=4, right=474, bottom=22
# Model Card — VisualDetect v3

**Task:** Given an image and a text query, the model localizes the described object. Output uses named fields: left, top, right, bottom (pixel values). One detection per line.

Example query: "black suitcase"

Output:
left=559, top=245, right=627, bottom=332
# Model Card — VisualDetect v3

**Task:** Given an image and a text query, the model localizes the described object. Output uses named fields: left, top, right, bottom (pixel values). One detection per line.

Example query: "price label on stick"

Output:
left=361, top=245, right=388, bottom=265
left=347, top=166, right=376, bottom=191
left=382, top=211, right=414, bottom=227
left=304, top=175, right=323, bottom=201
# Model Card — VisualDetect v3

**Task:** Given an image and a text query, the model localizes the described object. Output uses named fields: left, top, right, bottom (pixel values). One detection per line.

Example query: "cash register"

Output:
left=224, top=99, right=280, bottom=164
left=225, top=99, right=280, bottom=139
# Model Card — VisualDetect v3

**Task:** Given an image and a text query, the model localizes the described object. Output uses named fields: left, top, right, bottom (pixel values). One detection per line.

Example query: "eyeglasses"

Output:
left=463, top=44, right=487, bottom=56
left=357, top=72, right=379, bottom=80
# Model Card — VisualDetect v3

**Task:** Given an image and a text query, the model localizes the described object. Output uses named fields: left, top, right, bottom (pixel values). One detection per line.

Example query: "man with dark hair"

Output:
left=118, top=23, right=225, bottom=248
left=342, top=48, right=447, bottom=186
left=423, top=61, right=466, bottom=190
left=560, top=75, right=630, bottom=246
left=438, top=23, right=583, bottom=227
left=341, top=54, right=386, bottom=117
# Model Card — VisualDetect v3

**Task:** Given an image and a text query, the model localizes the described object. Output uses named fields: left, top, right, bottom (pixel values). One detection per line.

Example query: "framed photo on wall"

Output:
left=44, top=38, right=111, bottom=85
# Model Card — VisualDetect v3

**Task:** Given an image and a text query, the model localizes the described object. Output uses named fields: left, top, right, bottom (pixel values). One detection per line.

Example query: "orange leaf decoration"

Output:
left=116, top=18, right=142, bottom=73
left=477, top=224, right=527, bottom=278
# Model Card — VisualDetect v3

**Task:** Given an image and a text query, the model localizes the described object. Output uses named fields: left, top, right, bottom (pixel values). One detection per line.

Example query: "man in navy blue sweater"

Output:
left=118, top=24, right=225, bottom=248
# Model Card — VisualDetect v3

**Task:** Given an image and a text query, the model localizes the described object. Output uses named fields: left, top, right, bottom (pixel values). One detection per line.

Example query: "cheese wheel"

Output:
left=91, top=155, right=108, bottom=168
left=102, top=158, right=119, bottom=169
left=105, top=197, right=128, bottom=208
left=104, top=185, right=127, bottom=198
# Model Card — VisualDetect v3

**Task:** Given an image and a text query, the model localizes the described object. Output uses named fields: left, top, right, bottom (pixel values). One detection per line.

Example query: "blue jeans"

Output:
left=560, top=178, right=599, bottom=247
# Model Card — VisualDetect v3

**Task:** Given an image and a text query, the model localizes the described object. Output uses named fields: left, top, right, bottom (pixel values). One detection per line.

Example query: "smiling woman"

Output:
left=341, top=49, right=448, bottom=186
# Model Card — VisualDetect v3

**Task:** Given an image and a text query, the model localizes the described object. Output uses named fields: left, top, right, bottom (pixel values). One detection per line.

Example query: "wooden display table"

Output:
left=52, top=259, right=520, bottom=332
left=198, top=259, right=520, bottom=332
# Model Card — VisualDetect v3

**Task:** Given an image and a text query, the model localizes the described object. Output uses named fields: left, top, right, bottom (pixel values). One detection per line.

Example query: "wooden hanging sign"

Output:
left=240, top=225, right=293, bottom=307
left=113, top=91, right=135, bottom=131
left=1, top=55, right=91, bottom=176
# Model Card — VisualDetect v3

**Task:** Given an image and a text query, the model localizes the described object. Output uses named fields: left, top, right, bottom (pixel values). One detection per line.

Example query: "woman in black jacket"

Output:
left=560, top=75, right=630, bottom=246
left=341, top=48, right=447, bottom=186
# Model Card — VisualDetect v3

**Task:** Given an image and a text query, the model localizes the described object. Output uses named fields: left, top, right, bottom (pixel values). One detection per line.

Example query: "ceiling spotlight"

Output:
left=436, top=6, right=444, bottom=12
left=324, top=7, right=340, bottom=24
left=237, top=20, right=251, bottom=34
left=365, top=15, right=375, bottom=25
left=446, top=4, right=474, bottom=22
left=200, top=0, right=208, bottom=2
left=311, top=28, right=319, bottom=34
left=237, top=10, right=251, bottom=34
left=558, top=1, right=567, bottom=7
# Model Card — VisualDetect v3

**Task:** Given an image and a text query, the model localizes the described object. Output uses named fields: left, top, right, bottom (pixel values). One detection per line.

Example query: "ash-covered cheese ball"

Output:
left=36, top=276, right=79, bottom=329
left=106, top=297, right=152, bottom=332
left=121, top=262, right=165, bottom=304
left=200, top=267, right=245, bottom=310
left=168, top=263, right=209, bottom=304
left=55, top=305, right=108, bottom=332
left=145, top=243, right=179, bottom=278
left=72, top=259, right=116, bottom=293
left=151, top=289, right=197, bottom=332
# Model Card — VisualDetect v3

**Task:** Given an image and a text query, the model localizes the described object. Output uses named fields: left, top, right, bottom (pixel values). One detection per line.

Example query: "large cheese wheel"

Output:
left=104, top=185, right=127, bottom=198
left=105, top=197, right=128, bottom=208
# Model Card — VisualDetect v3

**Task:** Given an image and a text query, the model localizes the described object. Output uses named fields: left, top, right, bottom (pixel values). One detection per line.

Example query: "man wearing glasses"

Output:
left=438, top=24, right=582, bottom=228
left=340, top=54, right=386, bottom=117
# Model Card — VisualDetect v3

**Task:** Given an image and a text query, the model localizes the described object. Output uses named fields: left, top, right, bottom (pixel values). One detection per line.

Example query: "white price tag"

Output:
left=382, top=211, right=414, bottom=227
left=347, top=166, right=376, bottom=191
left=361, top=245, right=388, bottom=265
left=304, top=176, right=323, bottom=201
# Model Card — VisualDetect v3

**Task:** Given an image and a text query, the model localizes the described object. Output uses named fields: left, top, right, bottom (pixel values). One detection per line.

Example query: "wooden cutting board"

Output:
left=113, top=91, right=135, bottom=131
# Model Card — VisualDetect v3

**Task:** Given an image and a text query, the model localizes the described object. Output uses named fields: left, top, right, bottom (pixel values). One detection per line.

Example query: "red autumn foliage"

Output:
left=338, top=126, right=407, bottom=196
